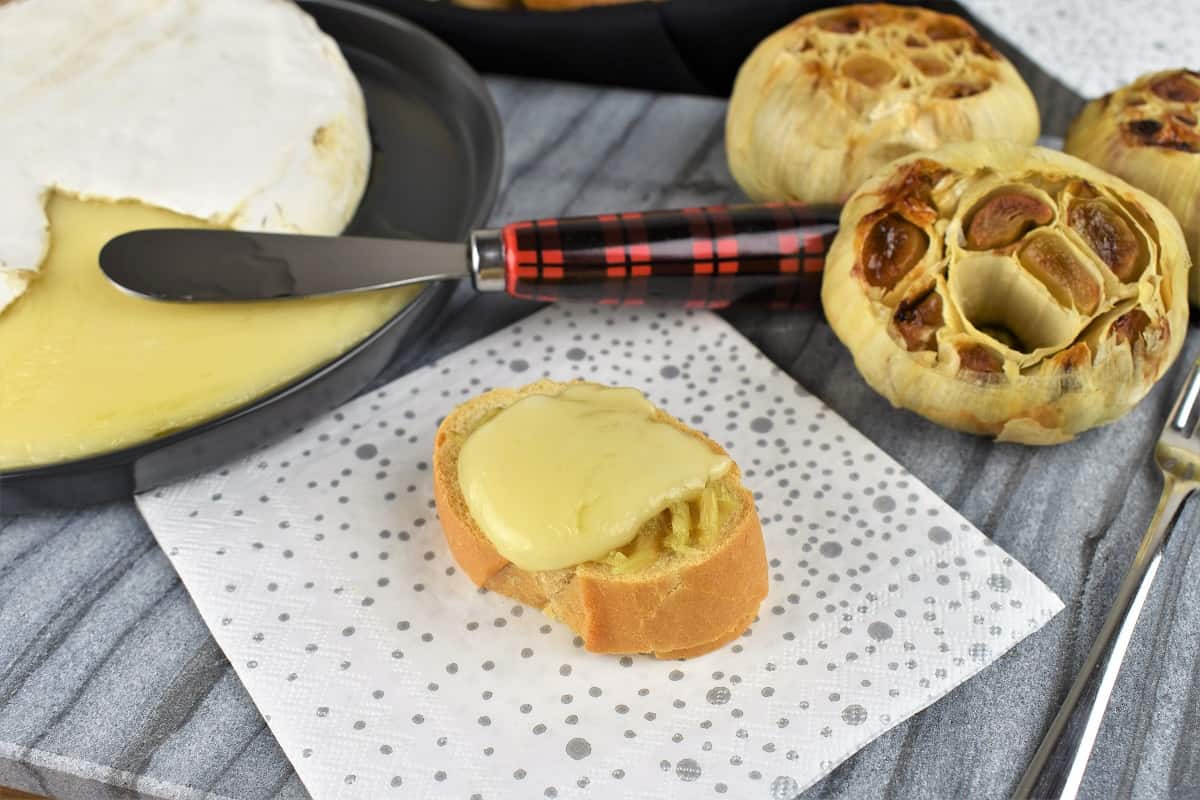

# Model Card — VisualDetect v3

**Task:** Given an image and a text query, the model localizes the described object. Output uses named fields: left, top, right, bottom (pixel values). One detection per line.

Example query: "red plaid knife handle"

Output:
left=470, top=203, right=840, bottom=309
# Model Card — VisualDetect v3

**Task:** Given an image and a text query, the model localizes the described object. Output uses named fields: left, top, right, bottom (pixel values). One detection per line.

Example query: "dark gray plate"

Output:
left=0, top=0, right=503, bottom=512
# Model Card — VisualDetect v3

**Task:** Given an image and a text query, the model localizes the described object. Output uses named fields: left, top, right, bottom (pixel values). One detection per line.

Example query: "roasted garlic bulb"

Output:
left=822, top=142, right=1190, bottom=444
left=1065, top=69, right=1200, bottom=304
left=726, top=4, right=1039, bottom=205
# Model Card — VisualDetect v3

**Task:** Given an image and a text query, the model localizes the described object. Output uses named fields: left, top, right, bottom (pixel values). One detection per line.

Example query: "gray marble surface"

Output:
left=3, top=73, right=1200, bottom=800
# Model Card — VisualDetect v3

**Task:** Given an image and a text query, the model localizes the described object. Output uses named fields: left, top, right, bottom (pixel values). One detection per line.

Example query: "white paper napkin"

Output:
left=137, top=305, right=1063, bottom=800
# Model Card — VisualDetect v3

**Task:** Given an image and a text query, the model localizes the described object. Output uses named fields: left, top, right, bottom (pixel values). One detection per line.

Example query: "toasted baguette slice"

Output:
left=433, top=379, right=768, bottom=659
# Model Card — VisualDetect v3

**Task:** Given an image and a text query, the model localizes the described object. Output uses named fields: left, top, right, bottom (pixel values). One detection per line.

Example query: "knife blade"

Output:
left=100, top=229, right=470, bottom=302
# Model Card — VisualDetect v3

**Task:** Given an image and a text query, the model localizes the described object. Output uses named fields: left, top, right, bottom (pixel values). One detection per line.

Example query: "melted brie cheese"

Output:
left=0, top=195, right=413, bottom=469
left=0, top=0, right=406, bottom=469
left=456, top=385, right=732, bottom=571
left=0, top=0, right=371, bottom=311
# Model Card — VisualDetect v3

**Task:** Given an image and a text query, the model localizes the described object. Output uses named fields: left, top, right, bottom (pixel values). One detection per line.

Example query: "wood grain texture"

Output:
left=0, top=74, right=1197, bottom=800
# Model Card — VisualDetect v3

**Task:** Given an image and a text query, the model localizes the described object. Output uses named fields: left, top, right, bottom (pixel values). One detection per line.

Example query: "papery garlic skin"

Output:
left=822, top=142, right=1189, bottom=444
left=726, top=4, right=1039, bottom=206
left=1066, top=69, right=1200, bottom=305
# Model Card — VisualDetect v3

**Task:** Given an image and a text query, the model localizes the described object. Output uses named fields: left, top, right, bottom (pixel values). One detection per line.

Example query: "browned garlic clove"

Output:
left=1067, top=199, right=1143, bottom=281
left=1120, top=117, right=1200, bottom=152
left=933, top=81, right=989, bottom=99
left=861, top=213, right=929, bottom=289
left=893, top=289, right=943, bottom=351
left=817, top=9, right=862, bottom=33
left=910, top=55, right=949, bottom=77
left=843, top=54, right=896, bottom=87
left=957, top=343, right=1003, bottom=373
left=879, top=160, right=949, bottom=226
left=1017, top=233, right=1101, bottom=313
left=925, top=18, right=970, bottom=40
left=1150, top=72, right=1200, bottom=102
left=965, top=191, right=1055, bottom=249
left=1110, top=308, right=1151, bottom=346
left=1049, top=341, right=1092, bottom=372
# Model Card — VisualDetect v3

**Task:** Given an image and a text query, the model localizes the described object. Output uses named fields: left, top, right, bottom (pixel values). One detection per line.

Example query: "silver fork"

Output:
left=1012, top=357, right=1200, bottom=799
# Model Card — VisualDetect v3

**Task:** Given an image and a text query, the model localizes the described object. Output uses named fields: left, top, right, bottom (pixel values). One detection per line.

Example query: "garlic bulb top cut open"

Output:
left=822, top=142, right=1190, bottom=444
left=726, top=3, right=1039, bottom=206
left=1065, top=69, right=1200, bottom=305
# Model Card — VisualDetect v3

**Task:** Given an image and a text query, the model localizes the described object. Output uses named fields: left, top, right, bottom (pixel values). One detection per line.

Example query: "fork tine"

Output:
left=1168, top=359, right=1200, bottom=436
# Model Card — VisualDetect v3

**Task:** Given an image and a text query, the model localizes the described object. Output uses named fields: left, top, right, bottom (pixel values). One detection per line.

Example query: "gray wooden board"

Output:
left=2, top=75, right=1198, bottom=799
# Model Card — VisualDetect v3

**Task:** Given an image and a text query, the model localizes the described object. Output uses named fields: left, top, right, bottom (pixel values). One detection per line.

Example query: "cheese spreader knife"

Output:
left=100, top=202, right=840, bottom=309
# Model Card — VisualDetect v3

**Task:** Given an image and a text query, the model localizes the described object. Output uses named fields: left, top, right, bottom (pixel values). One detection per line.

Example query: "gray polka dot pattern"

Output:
left=819, top=541, right=843, bottom=558
left=565, top=738, right=591, bottom=760
left=139, top=305, right=1063, bottom=800
left=841, top=704, right=868, bottom=726
left=676, top=758, right=702, bottom=782
left=867, top=622, right=894, bottom=641
left=928, top=526, right=953, bottom=545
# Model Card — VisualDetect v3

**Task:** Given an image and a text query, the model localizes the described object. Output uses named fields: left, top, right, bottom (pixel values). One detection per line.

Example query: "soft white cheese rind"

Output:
left=0, top=0, right=371, bottom=312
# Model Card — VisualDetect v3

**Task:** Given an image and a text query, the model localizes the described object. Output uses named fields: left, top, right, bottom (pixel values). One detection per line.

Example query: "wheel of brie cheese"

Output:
left=1065, top=69, right=1200, bottom=305
left=821, top=142, right=1190, bottom=444
left=0, top=0, right=416, bottom=469
left=726, top=3, right=1040, bottom=205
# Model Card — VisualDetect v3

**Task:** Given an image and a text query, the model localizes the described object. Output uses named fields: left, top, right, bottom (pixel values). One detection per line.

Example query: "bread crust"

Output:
left=433, top=380, right=768, bottom=659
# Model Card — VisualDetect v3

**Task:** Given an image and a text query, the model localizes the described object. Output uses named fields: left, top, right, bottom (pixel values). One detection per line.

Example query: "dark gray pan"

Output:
left=0, top=0, right=503, bottom=511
